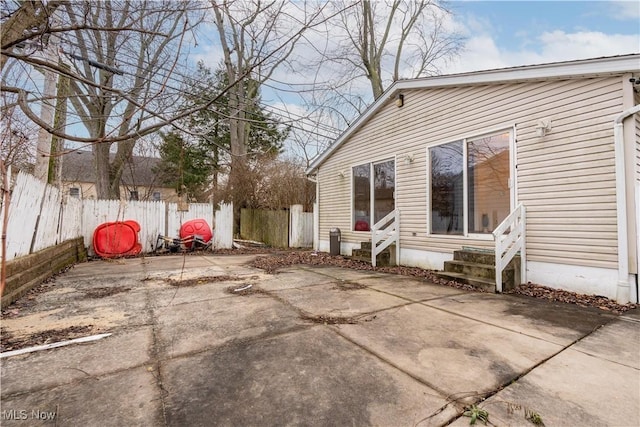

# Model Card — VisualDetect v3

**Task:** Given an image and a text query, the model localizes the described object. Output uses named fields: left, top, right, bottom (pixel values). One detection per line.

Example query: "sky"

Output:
left=15, top=1, right=639, bottom=160
left=443, top=0, right=639, bottom=73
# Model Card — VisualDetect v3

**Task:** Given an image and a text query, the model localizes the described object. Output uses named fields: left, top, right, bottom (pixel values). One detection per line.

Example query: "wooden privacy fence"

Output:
left=240, top=204, right=313, bottom=248
left=1, top=172, right=83, bottom=261
left=1, top=171, right=234, bottom=262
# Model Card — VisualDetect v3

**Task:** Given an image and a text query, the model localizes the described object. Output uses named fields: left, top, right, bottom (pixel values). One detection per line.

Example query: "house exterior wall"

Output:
left=62, top=181, right=179, bottom=202
left=317, top=75, right=628, bottom=297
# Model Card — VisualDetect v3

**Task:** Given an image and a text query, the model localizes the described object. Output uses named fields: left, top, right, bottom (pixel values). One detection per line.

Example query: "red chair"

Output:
left=93, top=220, right=142, bottom=258
left=355, top=220, right=370, bottom=231
left=180, top=219, right=213, bottom=249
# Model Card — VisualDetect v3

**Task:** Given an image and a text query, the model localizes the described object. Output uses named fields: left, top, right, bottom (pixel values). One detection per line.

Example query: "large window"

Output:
left=429, top=132, right=510, bottom=235
left=430, top=141, right=463, bottom=234
left=353, top=160, right=395, bottom=231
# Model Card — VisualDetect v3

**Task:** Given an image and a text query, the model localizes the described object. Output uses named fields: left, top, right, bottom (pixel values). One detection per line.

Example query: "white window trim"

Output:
left=426, top=127, right=515, bottom=239
left=350, top=157, right=396, bottom=232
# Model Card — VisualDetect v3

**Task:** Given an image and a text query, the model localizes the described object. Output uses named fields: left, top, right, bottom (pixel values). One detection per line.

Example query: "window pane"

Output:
left=430, top=141, right=463, bottom=235
left=353, top=164, right=370, bottom=231
left=374, top=160, right=395, bottom=224
left=467, top=133, right=510, bottom=233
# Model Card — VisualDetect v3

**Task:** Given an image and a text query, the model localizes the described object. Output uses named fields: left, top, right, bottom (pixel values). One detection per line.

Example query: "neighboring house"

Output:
left=61, top=150, right=179, bottom=202
left=307, top=54, right=640, bottom=304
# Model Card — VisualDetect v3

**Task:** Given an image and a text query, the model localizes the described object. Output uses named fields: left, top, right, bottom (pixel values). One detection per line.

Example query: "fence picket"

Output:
left=2, top=172, right=235, bottom=261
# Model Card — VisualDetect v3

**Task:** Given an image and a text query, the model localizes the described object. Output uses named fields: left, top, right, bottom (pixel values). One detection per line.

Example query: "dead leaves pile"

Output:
left=250, top=250, right=638, bottom=314
left=509, top=283, right=637, bottom=314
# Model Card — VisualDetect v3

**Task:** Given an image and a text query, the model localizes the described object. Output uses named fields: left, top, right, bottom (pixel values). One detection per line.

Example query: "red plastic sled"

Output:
left=179, top=219, right=212, bottom=249
left=93, top=220, right=142, bottom=258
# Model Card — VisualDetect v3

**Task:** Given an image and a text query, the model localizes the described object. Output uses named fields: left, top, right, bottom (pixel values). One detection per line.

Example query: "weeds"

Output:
left=463, top=405, right=489, bottom=425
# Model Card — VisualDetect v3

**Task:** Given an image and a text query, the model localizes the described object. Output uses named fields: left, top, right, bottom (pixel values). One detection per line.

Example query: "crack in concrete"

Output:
left=145, top=288, right=169, bottom=427
left=442, top=322, right=609, bottom=425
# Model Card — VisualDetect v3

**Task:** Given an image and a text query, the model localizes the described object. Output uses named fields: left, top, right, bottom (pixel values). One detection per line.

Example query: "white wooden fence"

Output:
left=1, top=171, right=233, bottom=261
left=289, top=204, right=313, bottom=248
left=1, top=172, right=83, bottom=260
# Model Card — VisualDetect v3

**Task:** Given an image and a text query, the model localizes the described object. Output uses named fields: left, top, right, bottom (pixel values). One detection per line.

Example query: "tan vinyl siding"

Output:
left=636, top=91, right=640, bottom=186
left=318, top=76, right=625, bottom=269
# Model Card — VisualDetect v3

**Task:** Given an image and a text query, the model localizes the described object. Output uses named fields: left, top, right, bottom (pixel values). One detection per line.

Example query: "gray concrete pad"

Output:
left=448, top=314, right=640, bottom=426
left=1, top=367, right=163, bottom=426
left=424, top=293, right=614, bottom=346
left=450, top=347, right=640, bottom=427
left=358, top=276, right=467, bottom=302
left=161, top=327, right=457, bottom=427
left=571, top=317, right=640, bottom=369
left=272, top=282, right=409, bottom=317
left=2, top=258, right=635, bottom=427
left=149, top=277, right=261, bottom=307
left=154, top=292, right=306, bottom=358
left=334, top=302, right=563, bottom=398
left=296, top=265, right=388, bottom=281
left=1, top=327, right=153, bottom=395
left=257, top=268, right=337, bottom=291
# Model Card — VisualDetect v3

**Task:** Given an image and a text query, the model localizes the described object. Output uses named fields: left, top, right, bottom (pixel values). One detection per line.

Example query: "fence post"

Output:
left=289, top=204, right=303, bottom=248
left=214, top=202, right=233, bottom=249
left=313, top=202, right=319, bottom=251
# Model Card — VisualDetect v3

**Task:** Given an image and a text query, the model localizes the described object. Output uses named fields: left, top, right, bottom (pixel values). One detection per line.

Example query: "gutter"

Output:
left=614, top=103, right=640, bottom=304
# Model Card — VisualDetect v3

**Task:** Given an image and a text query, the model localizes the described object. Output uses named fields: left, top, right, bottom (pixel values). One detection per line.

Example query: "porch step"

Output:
left=433, top=271, right=496, bottom=293
left=350, top=242, right=395, bottom=267
left=443, top=260, right=515, bottom=284
left=437, top=249, right=521, bottom=292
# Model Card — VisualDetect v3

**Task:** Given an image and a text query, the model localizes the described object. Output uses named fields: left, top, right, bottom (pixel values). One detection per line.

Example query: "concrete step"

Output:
left=443, top=260, right=515, bottom=284
left=454, top=249, right=520, bottom=269
left=351, top=248, right=392, bottom=267
left=433, top=271, right=496, bottom=293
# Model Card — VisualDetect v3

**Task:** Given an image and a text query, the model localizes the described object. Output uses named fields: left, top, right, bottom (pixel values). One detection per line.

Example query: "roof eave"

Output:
left=305, top=54, right=640, bottom=175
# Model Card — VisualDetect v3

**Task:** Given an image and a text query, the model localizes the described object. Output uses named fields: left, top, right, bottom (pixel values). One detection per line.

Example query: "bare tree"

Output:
left=330, top=0, right=462, bottom=99
left=1, top=1, right=208, bottom=199
left=280, top=0, right=463, bottom=152
left=209, top=0, right=342, bottom=229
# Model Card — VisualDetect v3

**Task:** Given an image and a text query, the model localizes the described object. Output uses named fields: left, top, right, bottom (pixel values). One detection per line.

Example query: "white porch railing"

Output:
left=371, top=209, right=399, bottom=267
left=492, top=203, right=526, bottom=293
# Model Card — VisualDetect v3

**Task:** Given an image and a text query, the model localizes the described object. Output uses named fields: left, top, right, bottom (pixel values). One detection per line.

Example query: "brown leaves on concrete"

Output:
left=83, top=286, right=131, bottom=298
left=164, top=275, right=242, bottom=287
left=0, top=325, right=96, bottom=353
left=249, top=251, right=484, bottom=292
left=251, top=250, right=638, bottom=314
left=332, top=280, right=368, bottom=291
left=509, top=283, right=637, bottom=314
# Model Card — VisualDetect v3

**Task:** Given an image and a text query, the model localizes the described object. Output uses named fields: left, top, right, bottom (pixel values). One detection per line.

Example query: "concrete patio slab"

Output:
left=2, top=256, right=634, bottom=427
left=161, top=327, right=456, bottom=427
left=450, top=347, right=640, bottom=426
left=296, top=265, right=387, bottom=281
left=1, top=327, right=153, bottom=396
left=570, top=316, right=640, bottom=369
left=149, top=276, right=262, bottom=307
left=358, top=276, right=467, bottom=302
left=424, top=293, right=615, bottom=346
left=256, top=268, right=337, bottom=291
left=272, top=281, right=409, bottom=317
left=334, top=302, right=563, bottom=398
left=0, top=367, right=163, bottom=427
left=153, top=291, right=306, bottom=358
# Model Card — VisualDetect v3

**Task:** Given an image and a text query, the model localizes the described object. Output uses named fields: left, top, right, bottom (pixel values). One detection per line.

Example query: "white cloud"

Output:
left=444, top=28, right=640, bottom=74
left=608, top=1, right=640, bottom=21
